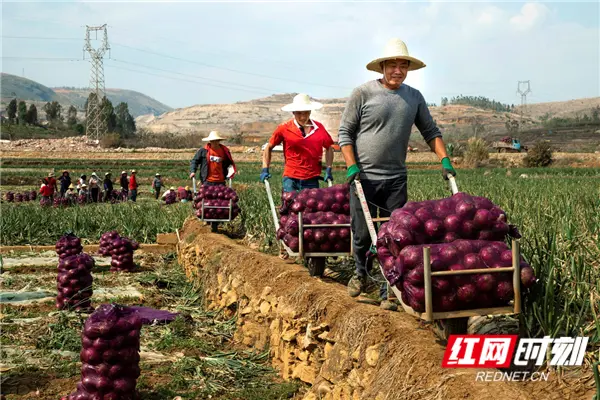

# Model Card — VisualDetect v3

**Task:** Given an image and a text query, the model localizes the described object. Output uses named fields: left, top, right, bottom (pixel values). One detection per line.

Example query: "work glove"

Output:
left=259, top=168, right=271, bottom=183
left=324, top=167, right=333, bottom=182
left=346, top=164, right=360, bottom=183
left=441, top=157, right=456, bottom=180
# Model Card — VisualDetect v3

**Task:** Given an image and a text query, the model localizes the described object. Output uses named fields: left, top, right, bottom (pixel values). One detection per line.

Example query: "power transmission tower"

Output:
left=516, top=80, right=531, bottom=119
left=83, top=24, right=110, bottom=142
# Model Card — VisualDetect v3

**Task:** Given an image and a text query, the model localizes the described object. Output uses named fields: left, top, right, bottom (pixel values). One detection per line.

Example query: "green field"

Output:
left=1, top=158, right=599, bottom=364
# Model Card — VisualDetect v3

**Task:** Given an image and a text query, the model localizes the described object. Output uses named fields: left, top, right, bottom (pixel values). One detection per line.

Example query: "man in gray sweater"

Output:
left=338, top=38, right=456, bottom=311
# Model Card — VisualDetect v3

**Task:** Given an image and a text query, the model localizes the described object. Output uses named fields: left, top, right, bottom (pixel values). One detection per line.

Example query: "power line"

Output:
left=1, top=35, right=82, bottom=41
left=111, top=42, right=352, bottom=90
left=1, top=56, right=82, bottom=61
left=104, top=63, right=278, bottom=96
left=109, top=58, right=284, bottom=94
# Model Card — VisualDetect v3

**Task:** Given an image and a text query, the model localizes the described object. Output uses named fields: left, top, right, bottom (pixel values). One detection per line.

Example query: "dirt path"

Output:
left=179, top=220, right=596, bottom=400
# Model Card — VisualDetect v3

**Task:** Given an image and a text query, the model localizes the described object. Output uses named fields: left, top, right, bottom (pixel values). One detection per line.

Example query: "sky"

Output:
left=1, top=1, right=599, bottom=110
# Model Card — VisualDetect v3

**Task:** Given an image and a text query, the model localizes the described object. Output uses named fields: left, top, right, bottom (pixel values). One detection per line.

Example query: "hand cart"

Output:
left=264, top=179, right=352, bottom=277
left=354, top=174, right=522, bottom=339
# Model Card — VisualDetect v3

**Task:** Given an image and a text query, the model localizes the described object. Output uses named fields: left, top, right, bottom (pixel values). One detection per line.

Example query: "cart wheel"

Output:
left=211, top=222, right=218, bottom=233
left=433, top=317, right=469, bottom=343
left=307, top=257, right=326, bottom=277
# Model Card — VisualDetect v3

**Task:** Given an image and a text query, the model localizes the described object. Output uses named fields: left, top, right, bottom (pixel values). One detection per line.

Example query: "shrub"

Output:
left=99, top=133, right=122, bottom=148
left=524, top=141, right=553, bottom=167
left=463, top=137, right=489, bottom=167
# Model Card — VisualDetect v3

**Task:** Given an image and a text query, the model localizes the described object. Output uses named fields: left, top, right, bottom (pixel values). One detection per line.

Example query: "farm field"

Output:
left=0, top=252, right=301, bottom=399
left=1, top=151, right=599, bottom=398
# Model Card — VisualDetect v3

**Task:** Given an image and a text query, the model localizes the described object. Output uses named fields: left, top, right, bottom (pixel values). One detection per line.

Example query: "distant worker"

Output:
left=152, top=173, right=163, bottom=200
left=162, top=186, right=176, bottom=200
left=177, top=186, right=189, bottom=202
left=47, top=172, right=58, bottom=200
left=189, top=131, right=237, bottom=232
left=78, top=174, right=87, bottom=190
left=66, top=183, right=77, bottom=202
left=78, top=183, right=88, bottom=197
left=129, top=170, right=138, bottom=202
left=39, top=178, right=53, bottom=201
left=120, top=171, right=129, bottom=200
left=58, top=171, right=71, bottom=198
left=103, top=172, right=114, bottom=202
left=260, top=93, right=334, bottom=192
left=88, top=172, right=101, bottom=202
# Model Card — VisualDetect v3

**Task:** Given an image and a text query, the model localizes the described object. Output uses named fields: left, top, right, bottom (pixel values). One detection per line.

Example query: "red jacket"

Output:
left=40, top=184, right=53, bottom=197
left=129, top=174, right=138, bottom=190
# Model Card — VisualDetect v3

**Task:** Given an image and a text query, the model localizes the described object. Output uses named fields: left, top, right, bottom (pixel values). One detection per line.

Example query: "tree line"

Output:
left=3, top=93, right=136, bottom=138
left=440, top=95, right=514, bottom=112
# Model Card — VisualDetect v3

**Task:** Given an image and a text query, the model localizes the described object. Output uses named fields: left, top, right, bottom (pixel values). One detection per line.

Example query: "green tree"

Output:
left=441, top=97, right=448, bottom=107
left=99, top=97, right=116, bottom=133
left=17, top=101, right=27, bottom=125
left=25, top=104, right=38, bottom=125
left=43, top=101, right=63, bottom=122
left=114, top=102, right=136, bottom=138
left=6, top=99, right=17, bottom=123
left=66, top=105, right=78, bottom=128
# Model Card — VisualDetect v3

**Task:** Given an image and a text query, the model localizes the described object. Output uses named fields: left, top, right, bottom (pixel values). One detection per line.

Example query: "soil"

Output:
left=181, top=220, right=597, bottom=400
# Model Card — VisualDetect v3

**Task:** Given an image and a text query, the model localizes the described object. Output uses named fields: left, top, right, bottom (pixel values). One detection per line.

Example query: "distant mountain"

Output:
left=0, top=73, right=172, bottom=117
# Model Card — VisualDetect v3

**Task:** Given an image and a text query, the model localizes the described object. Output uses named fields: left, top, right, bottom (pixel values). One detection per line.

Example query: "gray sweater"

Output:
left=337, top=80, right=442, bottom=180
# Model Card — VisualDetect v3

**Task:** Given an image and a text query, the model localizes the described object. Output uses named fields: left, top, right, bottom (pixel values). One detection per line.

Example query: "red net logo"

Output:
left=442, top=335, right=518, bottom=368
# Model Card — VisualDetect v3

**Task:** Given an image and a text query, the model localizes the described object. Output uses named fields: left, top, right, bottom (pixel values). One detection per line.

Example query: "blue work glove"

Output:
left=259, top=168, right=271, bottom=183
left=324, top=167, right=333, bottom=182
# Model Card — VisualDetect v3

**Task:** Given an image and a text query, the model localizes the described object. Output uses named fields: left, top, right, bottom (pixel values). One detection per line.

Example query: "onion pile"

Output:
left=40, top=197, right=52, bottom=207
left=110, top=236, right=139, bottom=272
left=378, top=192, right=520, bottom=249
left=15, top=193, right=24, bottom=202
left=5, top=192, right=15, bottom=202
left=22, top=192, right=31, bottom=201
left=78, top=194, right=88, bottom=205
left=53, top=197, right=70, bottom=208
left=99, top=231, right=120, bottom=256
left=164, top=191, right=177, bottom=205
left=30, top=190, right=37, bottom=200
left=63, top=304, right=143, bottom=400
left=276, top=184, right=351, bottom=253
left=378, top=239, right=536, bottom=312
left=56, top=233, right=83, bottom=259
left=56, top=253, right=95, bottom=311
left=193, top=185, right=240, bottom=220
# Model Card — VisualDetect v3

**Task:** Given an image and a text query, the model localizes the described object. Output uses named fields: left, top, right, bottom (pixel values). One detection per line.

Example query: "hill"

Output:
left=136, top=93, right=600, bottom=148
left=0, top=73, right=172, bottom=117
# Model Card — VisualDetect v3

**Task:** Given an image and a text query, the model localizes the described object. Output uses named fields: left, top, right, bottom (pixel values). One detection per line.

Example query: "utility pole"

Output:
left=516, top=80, right=531, bottom=120
left=83, top=24, right=110, bottom=142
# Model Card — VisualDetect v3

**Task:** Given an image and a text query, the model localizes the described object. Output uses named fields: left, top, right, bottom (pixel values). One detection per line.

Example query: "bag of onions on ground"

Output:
left=276, top=183, right=351, bottom=253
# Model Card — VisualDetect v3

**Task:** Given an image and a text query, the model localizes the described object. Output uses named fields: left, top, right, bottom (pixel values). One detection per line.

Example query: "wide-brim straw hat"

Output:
left=170, top=187, right=175, bottom=191
left=366, top=38, right=426, bottom=73
left=281, top=93, right=323, bottom=112
left=121, top=171, right=127, bottom=175
left=185, top=186, right=190, bottom=191
left=155, top=173, right=161, bottom=176
left=48, top=172, right=55, bottom=177
left=68, top=184, right=75, bottom=189
left=202, top=131, right=226, bottom=142
left=80, top=184, right=87, bottom=188
left=131, top=169, right=137, bottom=173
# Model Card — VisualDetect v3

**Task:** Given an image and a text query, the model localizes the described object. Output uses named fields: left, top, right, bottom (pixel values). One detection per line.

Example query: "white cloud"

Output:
left=510, top=3, right=549, bottom=31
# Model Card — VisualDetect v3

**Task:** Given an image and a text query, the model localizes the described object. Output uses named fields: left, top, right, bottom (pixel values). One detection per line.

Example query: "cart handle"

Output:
left=264, top=180, right=280, bottom=232
left=192, top=177, right=197, bottom=195
left=448, top=175, right=458, bottom=195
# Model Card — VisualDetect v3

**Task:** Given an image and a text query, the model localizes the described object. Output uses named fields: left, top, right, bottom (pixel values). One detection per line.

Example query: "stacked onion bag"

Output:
left=164, top=191, right=177, bottom=205
left=99, top=231, right=140, bottom=272
left=56, top=233, right=84, bottom=259
left=376, top=192, right=536, bottom=312
left=5, top=191, right=15, bottom=202
left=54, top=197, right=70, bottom=208
left=62, top=304, right=179, bottom=400
left=193, top=184, right=240, bottom=220
left=40, top=197, right=52, bottom=207
left=56, top=253, right=95, bottom=311
left=276, top=184, right=351, bottom=253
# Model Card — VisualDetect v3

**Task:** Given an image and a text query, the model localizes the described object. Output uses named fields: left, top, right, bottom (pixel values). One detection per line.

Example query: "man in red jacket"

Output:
left=128, top=169, right=138, bottom=202
left=260, top=93, right=334, bottom=191
left=189, top=131, right=237, bottom=232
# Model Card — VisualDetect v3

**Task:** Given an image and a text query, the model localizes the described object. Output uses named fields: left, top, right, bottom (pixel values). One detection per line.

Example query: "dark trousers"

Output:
left=90, top=188, right=100, bottom=203
left=350, top=177, right=407, bottom=299
left=129, top=189, right=137, bottom=202
left=282, top=176, right=320, bottom=193
left=154, top=188, right=161, bottom=200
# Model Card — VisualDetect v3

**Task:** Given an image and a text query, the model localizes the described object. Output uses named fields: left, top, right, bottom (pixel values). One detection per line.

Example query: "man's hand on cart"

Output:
left=441, top=157, right=456, bottom=181
left=189, top=172, right=195, bottom=179
left=346, top=164, right=360, bottom=183
left=324, top=167, right=333, bottom=183
left=260, top=168, right=271, bottom=183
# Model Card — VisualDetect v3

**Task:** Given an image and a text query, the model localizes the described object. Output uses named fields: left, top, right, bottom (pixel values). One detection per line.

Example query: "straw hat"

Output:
left=131, top=169, right=136, bottom=173
left=185, top=186, right=190, bottom=191
left=202, top=131, right=225, bottom=142
left=170, top=186, right=175, bottom=191
left=281, top=93, right=323, bottom=112
left=81, top=184, right=87, bottom=188
left=48, top=172, right=55, bottom=177
left=91, top=172, right=98, bottom=178
left=155, top=173, right=161, bottom=176
left=366, top=38, right=426, bottom=73
left=105, top=172, right=111, bottom=176
left=121, top=170, right=127, bottom=175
